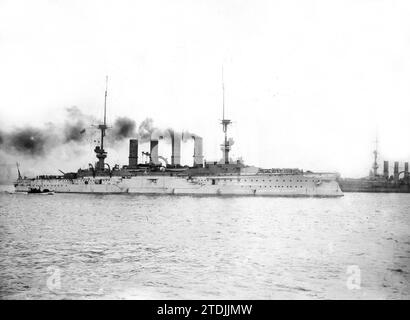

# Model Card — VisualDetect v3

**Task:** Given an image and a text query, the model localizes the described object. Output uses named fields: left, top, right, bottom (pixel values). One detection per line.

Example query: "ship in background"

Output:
left=338, top=138, right=410, bottom=193
left=14, top=77, right=343, bottom=197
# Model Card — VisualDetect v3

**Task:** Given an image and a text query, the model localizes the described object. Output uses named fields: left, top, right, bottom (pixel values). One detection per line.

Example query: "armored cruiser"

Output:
left=14, top=80, right=343, bottom=197
left=338, top=139, right=410, bottom=193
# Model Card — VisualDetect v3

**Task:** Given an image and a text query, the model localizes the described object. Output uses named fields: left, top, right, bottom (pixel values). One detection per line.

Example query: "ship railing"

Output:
left=258, top=168, right=303, bottom=175
left=37, top=175, right=64, bottom=180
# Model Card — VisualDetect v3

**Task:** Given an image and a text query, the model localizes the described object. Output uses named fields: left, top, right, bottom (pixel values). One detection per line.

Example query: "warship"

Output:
left=338, top=139, right=410, bottom=193
left=14, top=79, right=343, bottom=197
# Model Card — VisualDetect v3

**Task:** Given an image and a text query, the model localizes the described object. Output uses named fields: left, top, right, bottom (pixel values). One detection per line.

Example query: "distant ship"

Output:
left=338, top=138, right=410, bottom=193
left=14, top=78, right=343, bottom=197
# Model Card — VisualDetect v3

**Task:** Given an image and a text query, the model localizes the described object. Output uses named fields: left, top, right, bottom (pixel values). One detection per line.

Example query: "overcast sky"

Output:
left=1, top=0, right=410, bottom=177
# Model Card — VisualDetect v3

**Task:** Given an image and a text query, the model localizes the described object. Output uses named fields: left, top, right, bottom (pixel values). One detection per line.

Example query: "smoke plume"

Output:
left=182, top=130, right=198, bottom=142
left=137, top=118, right=154, bottom=141
left=6, top=127, right=50, bottom=156
left=110, top=117, right=137, bottom=141
left=0, top=106, right=141, bottom=158
left=136, top=118, right=199, bottom=143
left=0, top=112, right=200, bottom=159
left=63, top=106, right=95, bottom=143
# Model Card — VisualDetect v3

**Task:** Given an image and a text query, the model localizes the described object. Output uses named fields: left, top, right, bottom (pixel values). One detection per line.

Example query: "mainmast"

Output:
left=220, top=66, right=232, bottom=164
left=94, top=76, right=108, bottom=171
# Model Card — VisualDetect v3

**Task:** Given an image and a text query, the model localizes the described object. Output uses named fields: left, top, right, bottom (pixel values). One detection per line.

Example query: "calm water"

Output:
left=0, top=185, right=409, bottom=299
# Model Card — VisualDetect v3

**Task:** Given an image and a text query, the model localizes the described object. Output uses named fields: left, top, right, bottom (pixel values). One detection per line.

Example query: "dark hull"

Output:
left=338, top=178, right=410, bottom=193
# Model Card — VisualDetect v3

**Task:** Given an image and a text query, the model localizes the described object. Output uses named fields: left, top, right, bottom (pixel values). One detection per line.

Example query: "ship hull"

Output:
left=338, top=178, right=410, bottom=193
left=15, top=174, right=343, bottom=197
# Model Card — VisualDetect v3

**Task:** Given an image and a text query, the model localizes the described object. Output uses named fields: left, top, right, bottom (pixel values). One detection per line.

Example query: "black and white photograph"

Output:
left=0, top=0, right=409, bottom=305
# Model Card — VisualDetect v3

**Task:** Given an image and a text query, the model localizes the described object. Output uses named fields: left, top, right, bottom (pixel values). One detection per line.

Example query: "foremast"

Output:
left=94, top=76, right=108, bottom=171
left=220, top=67, right=232, bottom=164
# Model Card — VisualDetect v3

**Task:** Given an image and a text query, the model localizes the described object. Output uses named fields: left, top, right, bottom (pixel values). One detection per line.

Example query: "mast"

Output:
left=372, top=134, right=379, bottom=176
left=220, top=66, right=232, bottom=164
left=102, top=75, right=108, bottom=150
left=94, top=76, right=108, bottom=171
left=222, top=66, right=225, bottom=121
left=16, top=162, right=22, bottom=180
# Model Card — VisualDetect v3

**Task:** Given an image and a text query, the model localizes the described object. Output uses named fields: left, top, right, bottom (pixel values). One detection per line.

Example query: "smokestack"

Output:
left=394, top=161, right=399, bottom=181
left=171, top=132, right=182, bottom=166
left=150, top=130, right=161, bottom=165
left=193, top=136, right=204, bottom=166
left=383, top=161, right=389, bottom=178
left=150, top=140, right=159, bottom=164
left=128, top=139, right=138, bottom=167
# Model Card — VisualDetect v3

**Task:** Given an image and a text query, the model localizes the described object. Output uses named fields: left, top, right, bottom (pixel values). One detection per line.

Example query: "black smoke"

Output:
left=64, top=123, right=87, bottom=143
left=0, top=106, right=139, bottom=158
left=0, top=110, right=199, bottom=159
left=111, top=117, right=136, bottom=141
left=63, top=106, right=94, bottom=143
left=6, top=127, right=49, bottom=156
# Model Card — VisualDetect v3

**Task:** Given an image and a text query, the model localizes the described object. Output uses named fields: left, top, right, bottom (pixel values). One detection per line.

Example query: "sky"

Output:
left=1, top=0, right=410, bottom=178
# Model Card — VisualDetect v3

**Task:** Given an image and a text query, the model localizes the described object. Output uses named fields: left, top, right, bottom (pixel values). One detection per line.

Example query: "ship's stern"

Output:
left=314, top=178, right=344, bottom=197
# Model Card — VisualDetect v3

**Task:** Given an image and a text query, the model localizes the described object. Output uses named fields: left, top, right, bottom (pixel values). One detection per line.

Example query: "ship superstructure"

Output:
left=14, top=79, right=343, bottom=197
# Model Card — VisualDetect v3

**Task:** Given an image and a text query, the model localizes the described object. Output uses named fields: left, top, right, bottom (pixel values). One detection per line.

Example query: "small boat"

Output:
left=27, top=188, right=54, bottom=195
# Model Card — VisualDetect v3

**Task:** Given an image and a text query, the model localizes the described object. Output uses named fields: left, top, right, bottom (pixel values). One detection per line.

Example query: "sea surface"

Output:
left=0, top=184, right=409, bottom=300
